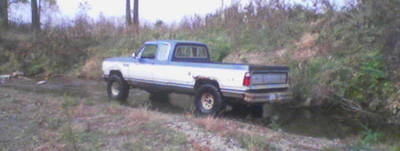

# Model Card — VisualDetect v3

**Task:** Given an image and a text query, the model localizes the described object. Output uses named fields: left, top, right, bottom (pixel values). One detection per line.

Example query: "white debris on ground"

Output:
left=11, top=71, right=24, bottom=77
left=36, top=80, right=47, bottom=85
left=0, top=74, right=11, bottom=83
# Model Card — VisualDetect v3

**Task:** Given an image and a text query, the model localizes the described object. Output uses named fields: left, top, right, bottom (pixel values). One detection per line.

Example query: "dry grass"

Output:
left=222, top=32, right=319, bottom=66
left=193, top=116, right=276, bottom=150
left=190, top=140, right=214, bottom=151
left=223, top=51, right=282, bottom=65
left=124, top=104, right=154, bottom=122
left=80, top=56, right=103, bottom=79
left=295, top=33, right=318, bottom=49
left=0, top=87, right=190, bottom=151
left=193, top=116, right=236, bottom=134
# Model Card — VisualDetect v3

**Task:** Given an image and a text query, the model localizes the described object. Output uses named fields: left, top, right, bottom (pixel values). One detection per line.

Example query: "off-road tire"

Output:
left=107, top=74, right=129, bottom=101
left=194, top=84, right=225, bottom=116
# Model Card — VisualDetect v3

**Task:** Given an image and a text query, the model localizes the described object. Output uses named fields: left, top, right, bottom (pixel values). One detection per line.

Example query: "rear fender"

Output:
left=194, top=76, right=220, bottom=92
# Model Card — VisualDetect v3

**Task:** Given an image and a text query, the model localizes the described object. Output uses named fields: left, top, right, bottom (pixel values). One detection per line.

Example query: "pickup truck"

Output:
left=102, top=40, right=292, bottom=115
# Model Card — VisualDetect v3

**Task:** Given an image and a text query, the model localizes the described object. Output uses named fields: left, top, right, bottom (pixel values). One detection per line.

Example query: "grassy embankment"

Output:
left=0, top=0, right=399, bottom=122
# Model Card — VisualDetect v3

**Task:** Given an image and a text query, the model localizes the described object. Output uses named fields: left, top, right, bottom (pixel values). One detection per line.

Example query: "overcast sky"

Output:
left=56, top=0, right=250, bottom=24
left=10, top=0, right=345, bottom=24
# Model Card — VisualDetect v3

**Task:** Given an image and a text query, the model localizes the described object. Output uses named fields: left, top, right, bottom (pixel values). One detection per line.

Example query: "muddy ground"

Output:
left=0, top=77, right=399, bottom=151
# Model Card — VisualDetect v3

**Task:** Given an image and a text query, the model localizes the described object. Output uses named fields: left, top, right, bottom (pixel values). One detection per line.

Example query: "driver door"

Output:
left=129, top=44, right=157, bottom=81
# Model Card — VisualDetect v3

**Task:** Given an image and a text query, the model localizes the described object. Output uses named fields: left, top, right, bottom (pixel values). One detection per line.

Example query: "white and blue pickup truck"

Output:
left=102, top=40, right=292, bottom=115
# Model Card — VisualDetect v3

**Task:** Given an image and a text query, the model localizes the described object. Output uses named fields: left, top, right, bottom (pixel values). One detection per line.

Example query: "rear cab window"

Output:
left=175, top=46, right=208, bottom=58
left=172, top=44, right=210, bottom=62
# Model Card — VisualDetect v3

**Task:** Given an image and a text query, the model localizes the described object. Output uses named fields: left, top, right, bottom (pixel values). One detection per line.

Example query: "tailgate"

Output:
left=248, top=65, right=290, bottom=88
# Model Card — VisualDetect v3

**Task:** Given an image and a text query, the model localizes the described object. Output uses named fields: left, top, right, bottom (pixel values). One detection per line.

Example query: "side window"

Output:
left=141, top=45, right=157, bottom=59
left=156, top=44, right=170, bottom=61
left=175, top=46, right=208, bottom=58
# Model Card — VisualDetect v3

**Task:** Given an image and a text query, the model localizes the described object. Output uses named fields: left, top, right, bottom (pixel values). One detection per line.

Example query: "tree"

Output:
left=133, top=0, right=138, bottom=25
left=30, top=0, right=57, bottom=31
left=31, top=0, right=40, bottom=31
left=126, top=0, right=132, bottom=25
left=1, top=0, right=30, bottom=29
left=0, top=0, right=8, bottom=28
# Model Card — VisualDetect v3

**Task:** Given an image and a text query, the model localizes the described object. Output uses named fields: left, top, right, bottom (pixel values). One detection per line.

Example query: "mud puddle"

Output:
left=1, top=77, right=399, bottom=142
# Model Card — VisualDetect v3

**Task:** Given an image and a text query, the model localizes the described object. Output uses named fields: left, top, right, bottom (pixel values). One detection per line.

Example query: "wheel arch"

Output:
left=194, top=76, right=220, bottom=92
left=109, top=70, right=123, bottom=78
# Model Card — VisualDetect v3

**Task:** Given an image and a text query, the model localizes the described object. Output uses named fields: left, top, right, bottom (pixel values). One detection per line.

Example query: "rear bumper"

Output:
left=222, top=89, right=293, bottom=103
left=243, top=91, right=292, bottom=103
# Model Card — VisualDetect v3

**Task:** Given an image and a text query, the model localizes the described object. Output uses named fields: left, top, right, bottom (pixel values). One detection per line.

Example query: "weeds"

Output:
left=269, top=115, right=281, bottom=131
left=194, top=116, right=277, bottom=150
left=344, top=124, right=385, bottom=150
left=47, top=118, right=63, bottom=130
left=125, top=103, right=154, bottom=122
left=122, top=120, right=189, bottom=150
left=227, top=132, right=275, bottom=151
left=60, top=95, right=78, bottom=151
left=85, top=99, right=95, bottom=106
left=184, top=105, right=196, bottom=118
left=360, top=124, right=384, bottom=146
left=122, top=141, right=134, bottom=151
left=194, top=116, right=234, bottom=133
left=344, top=143, right=374, bottom=151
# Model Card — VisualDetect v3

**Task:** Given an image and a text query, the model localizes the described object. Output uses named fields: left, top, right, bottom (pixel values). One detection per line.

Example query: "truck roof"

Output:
left=145, top=40, right=206, bottom=46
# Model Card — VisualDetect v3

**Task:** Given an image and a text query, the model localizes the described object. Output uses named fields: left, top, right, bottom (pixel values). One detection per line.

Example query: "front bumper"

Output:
left=243, top=91, right=293, bottom=103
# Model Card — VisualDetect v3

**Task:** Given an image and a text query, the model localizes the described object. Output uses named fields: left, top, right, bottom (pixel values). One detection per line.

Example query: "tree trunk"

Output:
left=0, top=0, right=8, bottom=29
left=126, top=0, right=132, bottom=25
left=31, top=0, right=40, bottom=32
left=133, top=0, right=139, bottom=25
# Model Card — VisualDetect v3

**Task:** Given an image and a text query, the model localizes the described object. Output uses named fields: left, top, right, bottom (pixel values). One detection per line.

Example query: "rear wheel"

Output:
left=195, top=84, right=225, bottom=116
left=107, top=74, right=129, bottom=101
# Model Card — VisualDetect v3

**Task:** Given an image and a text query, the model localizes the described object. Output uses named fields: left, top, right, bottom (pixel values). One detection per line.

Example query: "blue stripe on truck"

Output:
left=125, top=77, right=194, bottom=88
left=114, top=75, right=247, bottom=94
left=220, top=88, right=246, bottom=93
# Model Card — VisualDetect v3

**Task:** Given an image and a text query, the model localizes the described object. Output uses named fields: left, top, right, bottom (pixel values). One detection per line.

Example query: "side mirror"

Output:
left=132, top=52, right=136, bottom=58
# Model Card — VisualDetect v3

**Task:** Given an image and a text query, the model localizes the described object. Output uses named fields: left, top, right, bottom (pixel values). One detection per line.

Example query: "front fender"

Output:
left=102, top=61, right=122, bottom=76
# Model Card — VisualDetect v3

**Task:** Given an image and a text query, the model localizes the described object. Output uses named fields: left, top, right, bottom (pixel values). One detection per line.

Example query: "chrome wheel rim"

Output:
left=201, top=92, right=214, bottom=110
left=111, top=82, right=120, bottom=96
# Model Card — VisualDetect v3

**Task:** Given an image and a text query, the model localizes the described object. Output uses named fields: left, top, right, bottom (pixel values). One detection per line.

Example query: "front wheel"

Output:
left=107, top=74, right=129, bottom=101
left=194, top=84, right=225, bottom=116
